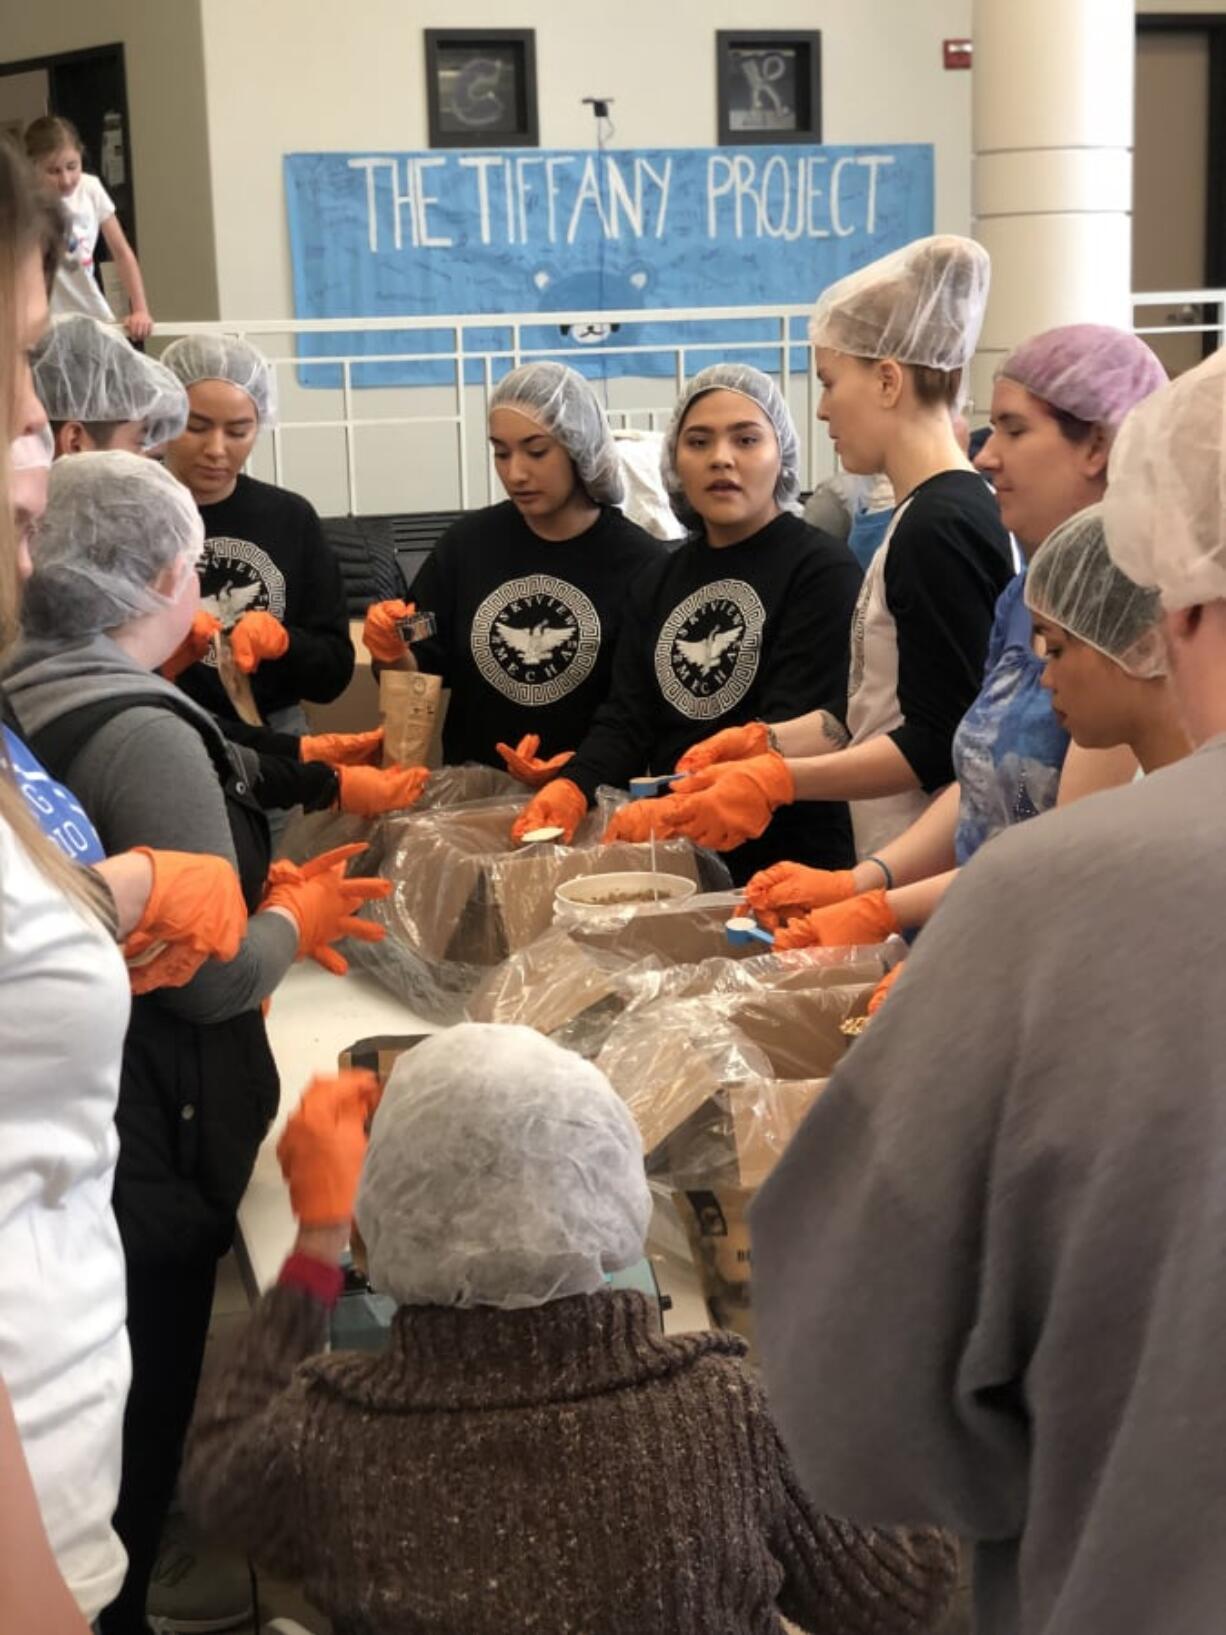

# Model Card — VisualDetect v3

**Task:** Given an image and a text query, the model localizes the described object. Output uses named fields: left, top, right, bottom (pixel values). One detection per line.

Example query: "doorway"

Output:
left=0, top=43, right=137, bottom=308
left=1134, top=14, right=1226, bottom=375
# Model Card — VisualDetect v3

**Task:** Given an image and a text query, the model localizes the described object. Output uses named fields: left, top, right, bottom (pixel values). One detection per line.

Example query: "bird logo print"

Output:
left=675, top=623, right=744, bottom=676
left=493, top=618, right=577, bottom=666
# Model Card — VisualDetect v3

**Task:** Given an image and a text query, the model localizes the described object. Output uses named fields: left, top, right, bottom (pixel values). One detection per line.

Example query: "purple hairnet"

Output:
left=999, top=325, right=1167, bottom=431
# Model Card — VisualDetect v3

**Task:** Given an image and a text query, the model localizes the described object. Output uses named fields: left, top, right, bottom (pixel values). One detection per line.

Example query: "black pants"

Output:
left=98, top=1255, right=218, bottom=1635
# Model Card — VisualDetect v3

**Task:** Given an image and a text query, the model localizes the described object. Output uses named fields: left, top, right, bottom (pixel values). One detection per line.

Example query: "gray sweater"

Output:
left=752, top=737, right=1226, bottom=1635
left=3, top=633, right=296, bottom=1021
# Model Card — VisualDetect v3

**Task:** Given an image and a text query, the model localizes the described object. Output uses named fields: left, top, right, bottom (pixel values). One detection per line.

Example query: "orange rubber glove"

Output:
left=276, top=1070, right=382, bottom=1226
left=495, top=733, right=575, bottom=788
left=604, top=753, right=794, bottom=853
left=160, top=610, right=220, bottom=680
left=122, top=848, right=247, bottom=994
left=509, top=778, right=589, bottom=844
left=674, top=720, right=770, bottom=776
left=300, top=727, right=384, bottom=768
left=337, top=763, right=430, bottom=818
left=229, top=610, right=289, bottom=674
left=743, top=861, right=858, bottom=930
left=262, top=843, right=392, bottom=975
left=362, top=599, right=413, bottom=664
left=867, top=962, right=905, bottom=1016
left=599, top=797, right=686, bottom=846
left=773, top=888, right=901, bottom=952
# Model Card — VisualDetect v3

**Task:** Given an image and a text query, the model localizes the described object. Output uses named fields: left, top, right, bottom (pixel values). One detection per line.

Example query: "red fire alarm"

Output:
left=943, top=38, right=973, bottom=70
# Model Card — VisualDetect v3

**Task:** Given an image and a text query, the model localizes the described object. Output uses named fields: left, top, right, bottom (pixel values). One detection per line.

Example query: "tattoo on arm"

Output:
left=819, top=711, right=851, bottom=749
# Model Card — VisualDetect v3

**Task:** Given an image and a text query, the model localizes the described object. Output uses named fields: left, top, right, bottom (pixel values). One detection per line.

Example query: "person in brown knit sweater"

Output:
left=183, top=1024, right=956, bottom=1635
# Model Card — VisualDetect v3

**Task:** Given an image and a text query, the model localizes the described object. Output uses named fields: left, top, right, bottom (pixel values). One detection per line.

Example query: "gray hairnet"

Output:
left=23, top=451, right=204, bottom=640
left=1025, top=503, right=1165, bottom=679
left=809, top=234, right=990, bottom=372
left=489, top=361, right=623, bottom=505
left=999, top=324, right=1167, bottom=433
left=1102, top=347, right=1226, bottom=612
left=32, top=315, right=188, bottom=449
left=355, top=1023, right=651, bottom=1311
left=161, top=334, right=278, bottom=425
left=661, top=363, right=801, bottom=527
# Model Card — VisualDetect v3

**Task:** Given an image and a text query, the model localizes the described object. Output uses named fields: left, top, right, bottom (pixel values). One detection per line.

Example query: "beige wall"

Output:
left=200, top=0, right=976, bottom=317
left=0, top=0, right=218, bottom=319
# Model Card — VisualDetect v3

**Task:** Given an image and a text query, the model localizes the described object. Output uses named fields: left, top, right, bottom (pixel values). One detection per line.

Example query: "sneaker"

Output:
left=146, top=1511, right=253, bottom=1634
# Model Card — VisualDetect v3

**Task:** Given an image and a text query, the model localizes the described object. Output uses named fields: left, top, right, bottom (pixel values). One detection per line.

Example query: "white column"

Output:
left=971, top=0, right=1135, bottom=411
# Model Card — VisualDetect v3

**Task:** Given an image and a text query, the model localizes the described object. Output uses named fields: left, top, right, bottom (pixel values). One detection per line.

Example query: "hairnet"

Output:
left=809, top=234, right=990, bottom=371
left=999, top=324, right=1167, bottom=431
left=1102, top=347, right=1226, bottom=612
left=490, top=361, right=623, bottom=505
left=1025, top=502, right=1165, bottom=679
left=161, top=334, right=278, bottom=425
left=23, top=451, right=204, bottom=640
left=355, top=1023, right=651, bottom=1311
left=32, top=315, right=189, bottom=449
left=661, top=363, right=801, bottom=526
left=10, top=424, right=53, bottom=471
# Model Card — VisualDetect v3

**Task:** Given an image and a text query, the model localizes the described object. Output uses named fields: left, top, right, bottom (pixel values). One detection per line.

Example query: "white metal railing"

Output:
left=152, top=303, right=817, bottom=516
left=150, top=293, right=1224, bottom=517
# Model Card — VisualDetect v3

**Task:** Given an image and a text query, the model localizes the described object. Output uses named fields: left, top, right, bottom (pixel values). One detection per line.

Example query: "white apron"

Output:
left=845, top=498, right=935, bottom=858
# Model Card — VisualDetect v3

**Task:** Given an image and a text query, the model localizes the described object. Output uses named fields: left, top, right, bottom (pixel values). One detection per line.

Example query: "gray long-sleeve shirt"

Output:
left=4, top=634, right=295, bottom=1022
left=751, top=736, right=1226, bottom=1635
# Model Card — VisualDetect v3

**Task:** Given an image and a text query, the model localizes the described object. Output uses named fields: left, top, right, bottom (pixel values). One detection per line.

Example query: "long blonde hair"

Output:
left=0, top=138, right=108, bottom=921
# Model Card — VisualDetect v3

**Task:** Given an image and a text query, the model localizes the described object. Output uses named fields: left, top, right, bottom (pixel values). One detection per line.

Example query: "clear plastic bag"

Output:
left=595, top=964, right=882, bottom=1191
left=340, top=779, right=729, bottom=1023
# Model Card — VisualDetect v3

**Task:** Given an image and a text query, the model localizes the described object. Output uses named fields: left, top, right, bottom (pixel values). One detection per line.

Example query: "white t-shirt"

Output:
left=0, top=819, right=131, bottom=1619
left=51, top=173, right=116, bottom=322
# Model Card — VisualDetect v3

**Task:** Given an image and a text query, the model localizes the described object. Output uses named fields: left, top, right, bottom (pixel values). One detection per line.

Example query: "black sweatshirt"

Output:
left=177, top=474, right=354, bottom=723
left=407, top=500, right=662, bottom=766
left=858, top=471, right=1013, bottom=792
left=565, top=511, right=863, bottom=878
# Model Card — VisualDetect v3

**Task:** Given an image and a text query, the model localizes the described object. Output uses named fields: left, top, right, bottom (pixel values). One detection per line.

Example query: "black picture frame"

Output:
left=424, top=28, right=539, bottom=149
left=716, top=30, right=822, bottom=146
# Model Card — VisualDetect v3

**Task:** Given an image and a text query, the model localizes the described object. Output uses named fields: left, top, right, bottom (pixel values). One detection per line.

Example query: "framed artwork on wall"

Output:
left=425, top=28, right=539, bottom=148
left=716, top=30, right=822, bottom=145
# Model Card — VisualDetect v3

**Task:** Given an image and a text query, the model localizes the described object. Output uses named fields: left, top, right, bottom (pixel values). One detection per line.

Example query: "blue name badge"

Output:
left=3, top=725, right=105, bottom=864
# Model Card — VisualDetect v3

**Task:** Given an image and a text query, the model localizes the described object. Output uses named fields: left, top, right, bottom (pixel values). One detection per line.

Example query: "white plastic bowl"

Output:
left=554, top=870, right=697, bottom=917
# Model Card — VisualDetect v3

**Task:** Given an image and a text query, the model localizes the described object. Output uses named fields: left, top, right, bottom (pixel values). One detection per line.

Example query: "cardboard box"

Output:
left=468, top=894, right=889, bottom=1049
left=673, top=1186, right=756, bottom=1346
left=339, top=1033, right=432, bottom=1079
left=371, top=800, right=708, bottom=968
left=603, top=978, right=858, bottom=1188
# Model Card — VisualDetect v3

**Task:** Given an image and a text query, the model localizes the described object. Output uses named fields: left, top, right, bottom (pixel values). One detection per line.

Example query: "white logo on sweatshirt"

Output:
left=471, top=575, right=600, bottom=706
left=655, top=579, right=764, bottom=720
left=196, top=537, right=286, bottom=668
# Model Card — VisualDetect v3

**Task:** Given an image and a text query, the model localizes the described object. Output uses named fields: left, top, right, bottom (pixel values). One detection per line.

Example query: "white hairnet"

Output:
left=10, top=424, right=53, bottom=471
left=161, top=334, right=278, bottom=425
left=32, top=315, right=188, bottom=449
left=809, top=234, right=990, bottom=372
left=355, top=1023, right=652, bottom=1311
left=23, top=451, right=204, bottom=640
left=489, top=361, right=623, bottom=506
left=661, top=363, right=801, bottom=526
left=1025, top=503, right=1165, bottom=679
left=1102, top=347, right=1226, bottom=612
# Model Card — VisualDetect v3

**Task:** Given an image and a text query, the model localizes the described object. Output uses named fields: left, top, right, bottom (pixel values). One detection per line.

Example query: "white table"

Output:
left=237, top=963, right=709, bottom=1332
left=235, top=963, right=434, bottom=1296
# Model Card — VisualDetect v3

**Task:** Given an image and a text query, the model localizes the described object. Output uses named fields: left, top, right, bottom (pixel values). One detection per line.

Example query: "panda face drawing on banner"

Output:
left=533, top=265, right=650, bottom=347
left=655, top=578, right=765, bottom=721
left=471, top=573, right=602, bottom=706
left=196, top=536, right=287, bottom=667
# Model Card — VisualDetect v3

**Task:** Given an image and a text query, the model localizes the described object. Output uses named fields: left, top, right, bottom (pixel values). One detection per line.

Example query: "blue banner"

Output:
left=284, top=144, right=934, bottom=387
